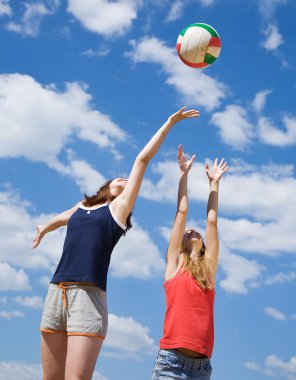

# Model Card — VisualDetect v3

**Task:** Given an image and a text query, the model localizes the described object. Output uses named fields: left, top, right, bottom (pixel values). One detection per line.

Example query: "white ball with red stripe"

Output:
left=176, top=23, right=221, bottom=68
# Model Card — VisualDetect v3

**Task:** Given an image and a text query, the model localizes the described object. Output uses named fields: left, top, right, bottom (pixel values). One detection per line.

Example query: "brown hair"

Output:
left=83, top=179, right=132, bottom=235
left=182, top=239, right=212, bottom=289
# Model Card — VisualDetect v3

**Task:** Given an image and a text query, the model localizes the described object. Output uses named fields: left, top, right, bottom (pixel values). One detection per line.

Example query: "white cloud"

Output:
left=258, top=0, right=288, bottom=18
left=257, top=1, right=287, bottom=55
left=264, top=307, right=296, bottom=321
left=165, top=1, right=184, bottom=22
left=81, top=48, right=111, bottom=57
left=0, top=74, right=126, bottom=175
left=6, top=1, right=59, bottom=37
left=219, top=216, right=296, bottom=256
left=264, top=307, right=287, bottom=320
left=199, top=0, right=215, bottom=5
left=247, top=355, right=296, bottom=380
left=218, top=246, right=264, bottom=294
left=111, top=220, right=165, bottom=279
left=140, top=159, right=296, bottom=224
left=211, top=105, right=254, bottom=150
left=265, top=272, right=296, bottom=285
left=208, top=90, right=296, bottom=149
left=0, top=311, right=25, bottom=320
left=66, top=152, right=107, bottom=194
left=104, top=313, right=157, bottom=359
left=14, top=295, right=44, bottom=309
left=262, top=23, right=284, bottom=51
left=252, top=89, right=272, bottom=113
left=38, top=275, right=51, bottom=287
left=140, top=161, right=179, bottom=202
left=259, top=115, right=296, bottom=146
left=0, top=361, right=108, bottom=380
left=0, top=189, right=67, bottom=272
left=245, top=361, right=277, bottom=377
left=127, top=37, right=227, bottom=111
left=0, top=0, right=11, bottom=16
left=67, top=0, right=141, bottom=37
left=0, top=263, right=31, bottom=291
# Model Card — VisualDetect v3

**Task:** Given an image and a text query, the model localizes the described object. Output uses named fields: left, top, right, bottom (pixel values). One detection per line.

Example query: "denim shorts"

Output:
left=152, top=349, right=212, bottom=380
left=40, top=283, right=108, bottom=339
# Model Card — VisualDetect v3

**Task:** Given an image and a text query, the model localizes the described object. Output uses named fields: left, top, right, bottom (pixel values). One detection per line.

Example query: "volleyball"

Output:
left=176, top=23, right=221, bottom=68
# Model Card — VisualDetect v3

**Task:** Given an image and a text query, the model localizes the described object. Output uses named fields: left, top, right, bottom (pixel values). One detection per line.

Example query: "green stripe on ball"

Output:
left=204, top=53, right=217, bottom=64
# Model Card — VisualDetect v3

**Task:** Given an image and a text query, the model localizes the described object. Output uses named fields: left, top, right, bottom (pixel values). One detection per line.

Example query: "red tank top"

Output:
left=160, top=263, right=215, bottom=358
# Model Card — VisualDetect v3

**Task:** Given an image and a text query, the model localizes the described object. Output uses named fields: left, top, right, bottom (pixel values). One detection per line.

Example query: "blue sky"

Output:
left=0, top=0, right=295, bottom=379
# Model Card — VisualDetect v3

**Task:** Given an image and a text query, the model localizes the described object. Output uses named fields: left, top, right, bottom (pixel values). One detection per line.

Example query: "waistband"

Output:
left=158, top=349, right=210, bottom=368
left=51, top=282, right=102, bottom=310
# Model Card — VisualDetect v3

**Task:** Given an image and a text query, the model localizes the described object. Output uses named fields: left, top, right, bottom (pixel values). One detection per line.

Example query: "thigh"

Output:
left=41, top=331, right=67, bottom=380
left=65, top=335, right=103, bottom=380
left=67, top=286, right=108, bottom=338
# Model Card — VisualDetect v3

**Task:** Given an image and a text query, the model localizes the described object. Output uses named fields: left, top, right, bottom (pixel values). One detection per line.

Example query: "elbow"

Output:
left=207, top=218, right=217, bottom=226
left=177, top=208, right=188, bottom=216
left=136, top=153, right=149, bottom=165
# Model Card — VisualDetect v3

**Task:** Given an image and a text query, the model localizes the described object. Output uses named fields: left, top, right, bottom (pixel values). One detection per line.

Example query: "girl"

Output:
left=152, top=145, right=229, bottom=380
left=32, top=107, right=199, bottom=380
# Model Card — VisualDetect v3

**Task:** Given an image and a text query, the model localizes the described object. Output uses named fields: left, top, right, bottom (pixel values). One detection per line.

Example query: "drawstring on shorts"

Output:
left=58, top=283, right=68, bottom=310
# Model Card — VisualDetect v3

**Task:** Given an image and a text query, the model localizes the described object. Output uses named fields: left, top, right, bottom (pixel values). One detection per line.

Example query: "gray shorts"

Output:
left=40, top=283, right=108, bottom=339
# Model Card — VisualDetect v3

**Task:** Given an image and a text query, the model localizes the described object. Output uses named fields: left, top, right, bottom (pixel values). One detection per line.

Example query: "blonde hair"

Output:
left=182, top=241, right=212, bottom=289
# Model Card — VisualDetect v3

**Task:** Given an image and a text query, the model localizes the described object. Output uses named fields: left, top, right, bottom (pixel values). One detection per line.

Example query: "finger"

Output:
left=219, top=158, right=225, bottom=167
left=32, top=241, right=38, bottom=249
left=205, top=162, right=209, bottom=170
left=178, top=106, right=186, bottom=113
left=185, top=111, right=200, bottom=117
left=189, top=155, right=196, bottom=165
left=214, top=158, right=218, bottom=167
left=223, top=166, right=230, bottom=173
left=177, top=145, right=184, bottom=158
left=221, top=161, right=228, bottom=170
left=184, top=109, right=199, bottom=113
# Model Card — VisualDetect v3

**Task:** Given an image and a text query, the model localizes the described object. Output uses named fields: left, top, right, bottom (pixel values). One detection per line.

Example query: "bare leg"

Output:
left=65, top=335, right=103, bottom=380
left=41, top=332, right=68, bottom=380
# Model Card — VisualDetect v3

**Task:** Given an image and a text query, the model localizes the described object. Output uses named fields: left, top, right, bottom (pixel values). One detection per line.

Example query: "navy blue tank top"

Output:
left=51, top=203, right=126, bottom=291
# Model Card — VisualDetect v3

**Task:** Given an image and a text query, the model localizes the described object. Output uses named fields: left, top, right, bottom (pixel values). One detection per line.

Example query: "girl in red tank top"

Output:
left=152, top=145, right=229, bottom=380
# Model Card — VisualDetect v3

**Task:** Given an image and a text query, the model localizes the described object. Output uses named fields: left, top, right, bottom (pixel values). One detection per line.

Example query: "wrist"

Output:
left=209, top=179, right=219, bottom=188
left=167, top=117, right=178, bottom=126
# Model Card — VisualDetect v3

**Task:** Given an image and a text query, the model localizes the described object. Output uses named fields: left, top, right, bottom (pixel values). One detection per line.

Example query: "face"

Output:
left=182, top=229, right=203, bottom=252
left=109, top=177, right=128, bottom=196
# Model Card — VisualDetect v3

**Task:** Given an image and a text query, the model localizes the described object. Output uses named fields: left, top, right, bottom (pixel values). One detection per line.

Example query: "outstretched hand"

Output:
left=177, top=144, right=196, bottom=173
left=168, top=107, right=200, bottom=125
left=32, top=225, right=45, bottom=249
left=205, top=158, right=229, bottom=183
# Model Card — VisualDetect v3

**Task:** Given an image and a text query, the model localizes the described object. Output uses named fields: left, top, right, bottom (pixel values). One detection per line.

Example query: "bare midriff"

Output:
left=176, top=347, right=208, bottom=358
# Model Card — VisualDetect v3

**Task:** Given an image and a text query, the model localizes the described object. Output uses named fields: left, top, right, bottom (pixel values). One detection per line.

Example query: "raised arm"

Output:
left=32, top=202, right=81, bottom=248
left=165, top=145, right=196, bottom=280
left=205, top=158, right=229, bottom=279
left=111, top=107, right=199, bottom=225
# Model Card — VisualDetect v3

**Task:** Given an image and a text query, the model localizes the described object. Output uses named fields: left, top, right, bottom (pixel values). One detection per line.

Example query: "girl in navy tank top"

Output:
left=32, top=107, right=199, bottom=380
left=152, top=145, right=229, bottom=380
